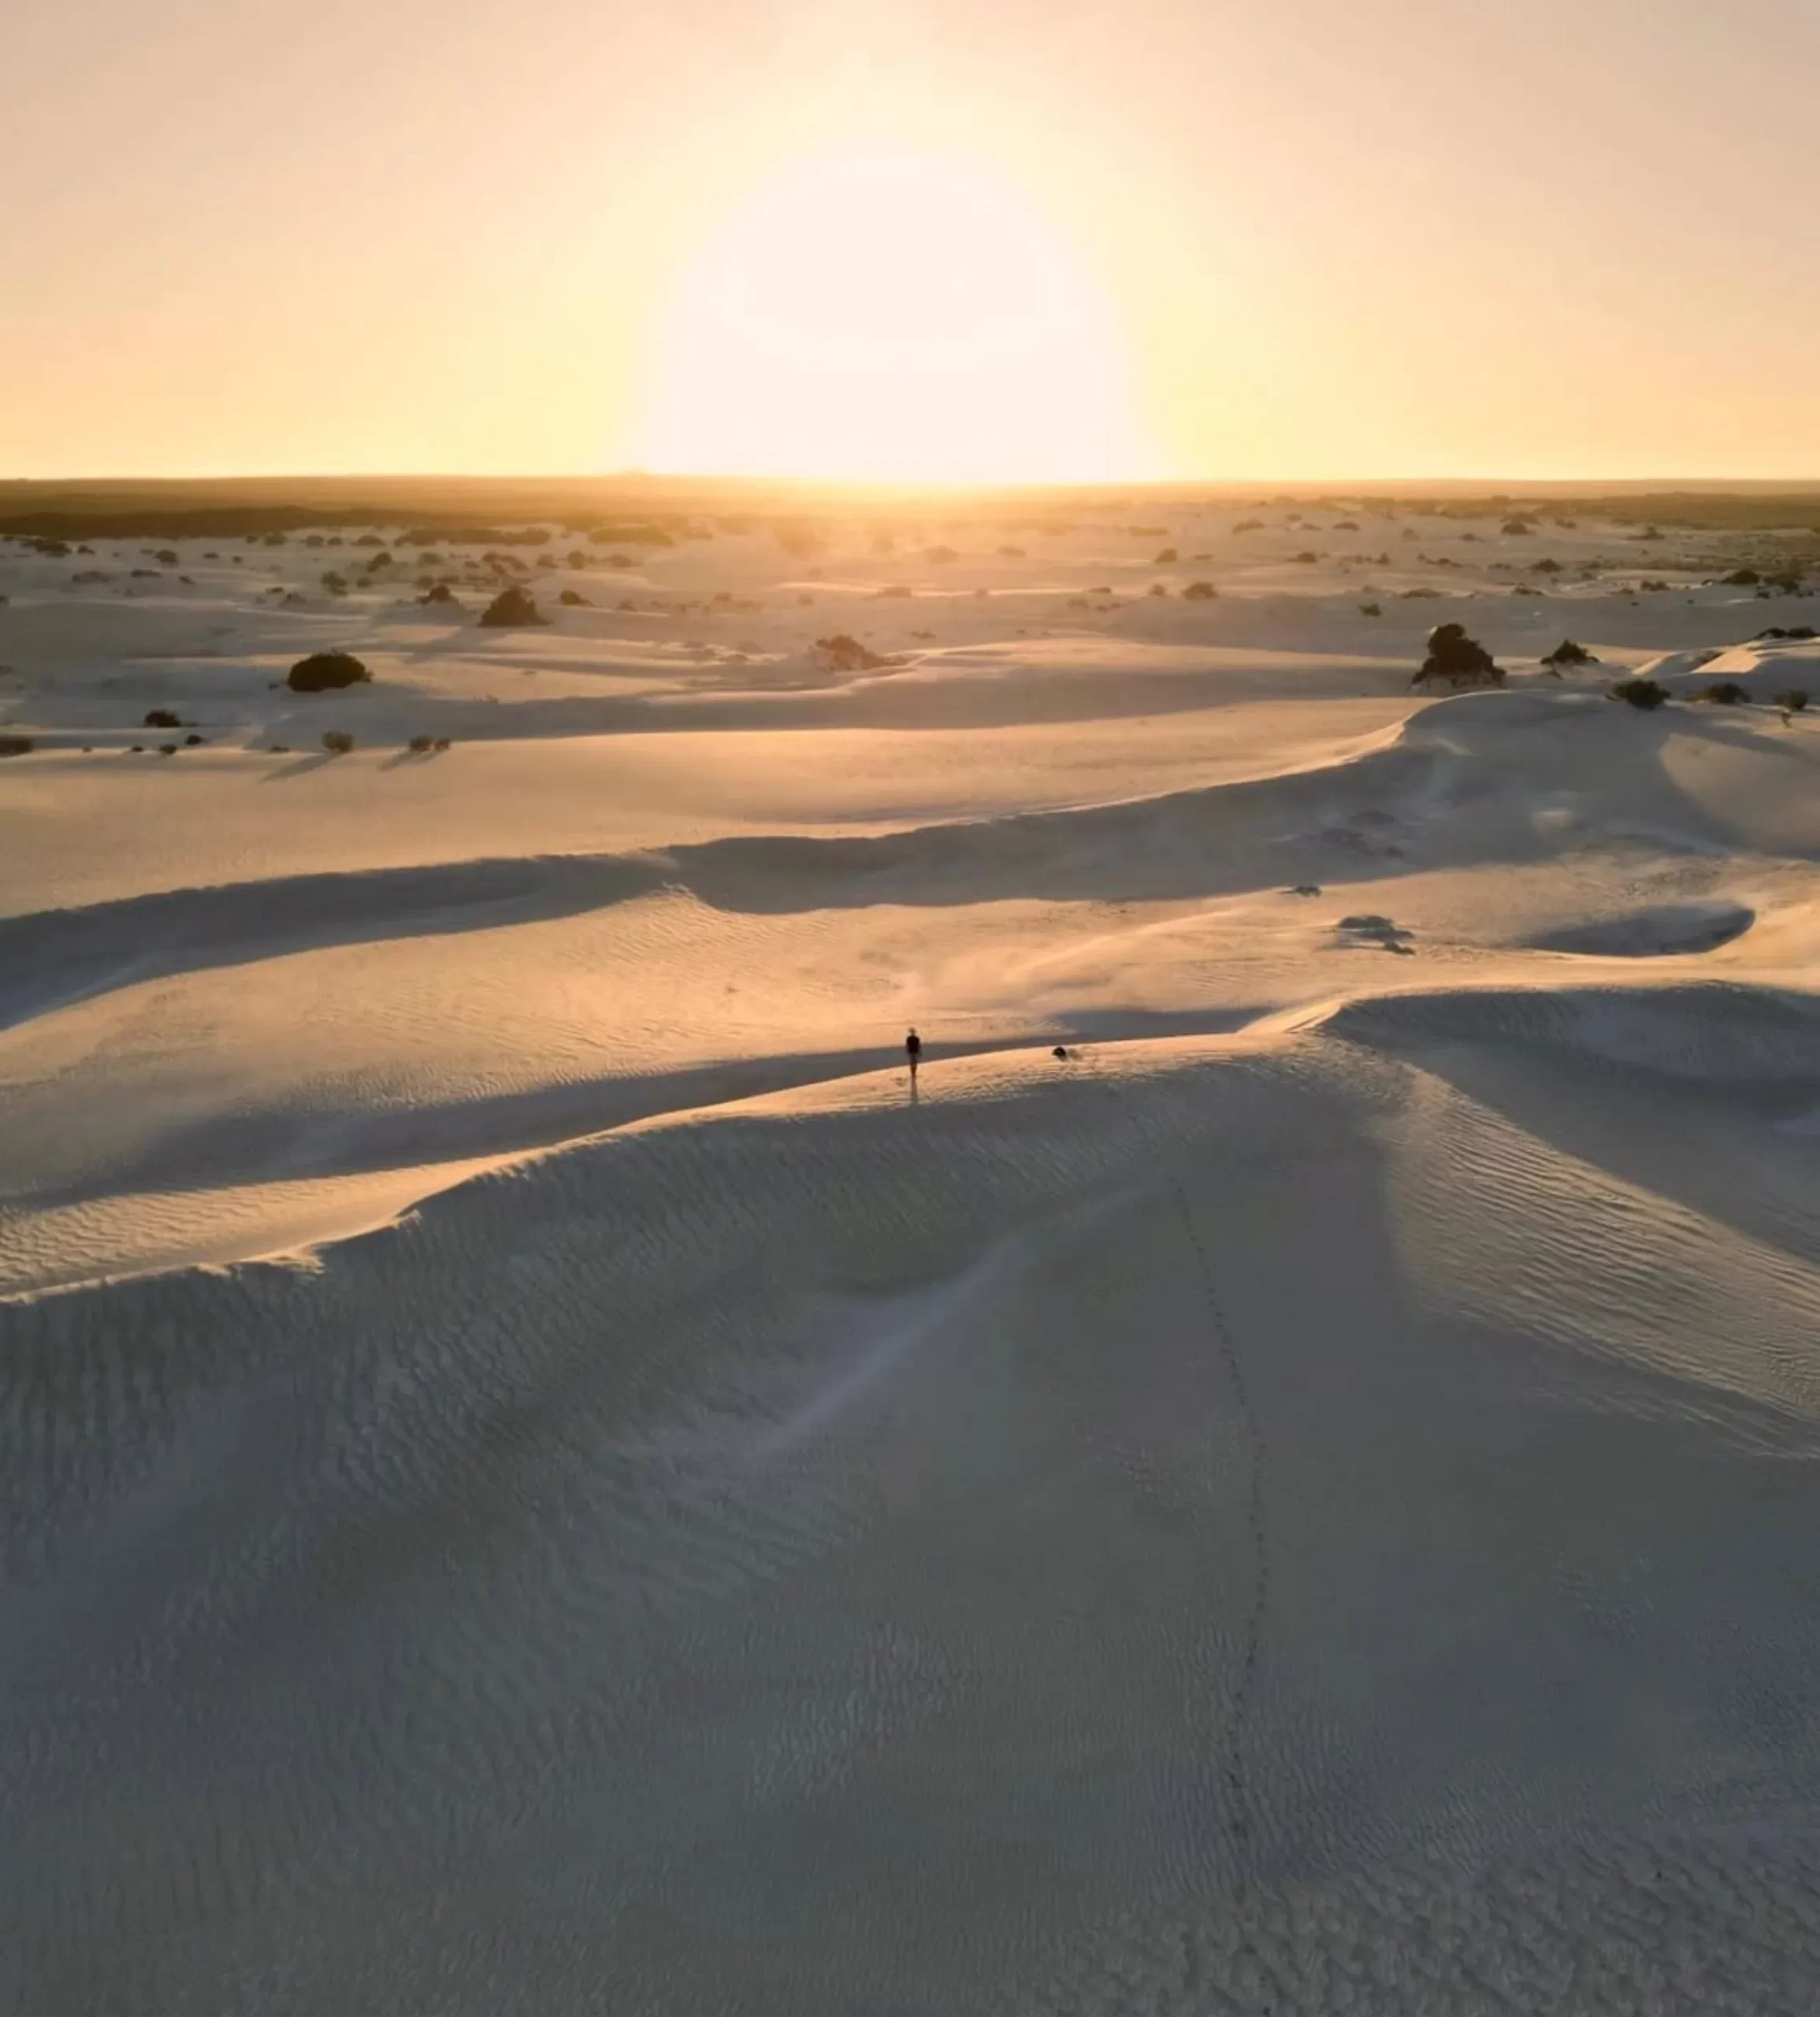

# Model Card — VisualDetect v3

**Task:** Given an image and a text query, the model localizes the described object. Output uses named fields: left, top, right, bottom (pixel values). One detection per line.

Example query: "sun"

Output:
left=627, top=144, right=1157, bottom=485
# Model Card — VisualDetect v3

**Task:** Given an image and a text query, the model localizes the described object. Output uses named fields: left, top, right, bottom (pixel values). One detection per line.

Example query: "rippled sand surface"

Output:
left=7, top=500, right=1820, bottom=2010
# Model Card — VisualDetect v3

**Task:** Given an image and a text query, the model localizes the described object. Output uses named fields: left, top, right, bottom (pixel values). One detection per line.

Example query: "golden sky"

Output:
left=6, top=0, right=1818, bottom=481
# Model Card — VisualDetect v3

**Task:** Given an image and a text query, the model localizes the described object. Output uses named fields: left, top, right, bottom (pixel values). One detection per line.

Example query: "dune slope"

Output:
left=6, top=496, right=1820, bottom=2011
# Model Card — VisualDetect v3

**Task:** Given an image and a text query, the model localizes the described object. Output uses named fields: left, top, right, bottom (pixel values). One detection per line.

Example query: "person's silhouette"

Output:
left=905, top=1027, right=922, bottom=1090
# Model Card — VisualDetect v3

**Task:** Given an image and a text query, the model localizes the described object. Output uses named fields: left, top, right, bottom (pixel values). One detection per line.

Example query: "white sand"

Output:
left=6, top=499, right=1820, bottom=2010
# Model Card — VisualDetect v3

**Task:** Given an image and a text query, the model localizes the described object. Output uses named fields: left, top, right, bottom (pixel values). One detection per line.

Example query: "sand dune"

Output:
left=6, top=496, right=1820, bottom=2009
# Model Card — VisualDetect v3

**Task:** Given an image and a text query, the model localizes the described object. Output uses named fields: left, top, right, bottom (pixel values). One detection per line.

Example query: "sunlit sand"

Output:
left=7, top=481, right=1820, bottom=2009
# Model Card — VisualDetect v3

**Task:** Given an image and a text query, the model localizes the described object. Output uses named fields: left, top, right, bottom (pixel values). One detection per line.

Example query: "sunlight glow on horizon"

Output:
left=6, top=0, right=1820, bottom=481
left=627, top=146, right=1161, bottom=487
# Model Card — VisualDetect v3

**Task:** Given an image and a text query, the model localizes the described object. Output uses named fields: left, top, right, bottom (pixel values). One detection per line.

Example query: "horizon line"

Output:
left=6, top=470, right=1820, bottom=493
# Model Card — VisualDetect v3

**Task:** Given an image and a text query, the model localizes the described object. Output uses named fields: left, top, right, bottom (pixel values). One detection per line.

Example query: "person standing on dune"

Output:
left=905, top=1027, right=922, bottom=1092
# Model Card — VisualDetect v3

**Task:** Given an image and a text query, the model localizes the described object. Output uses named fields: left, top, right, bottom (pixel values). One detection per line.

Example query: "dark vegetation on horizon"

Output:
left=5, top=476, right=1820, bottom=542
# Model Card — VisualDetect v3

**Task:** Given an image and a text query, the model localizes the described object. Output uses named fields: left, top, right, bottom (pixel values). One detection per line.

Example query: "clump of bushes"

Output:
left=1542, top=639, right=1595, bottom=670
left=1359, top=601, right=1382, bottom=616
left=1182, top=580, right=1219, bottom=600
left=288, top=651, right=371, bottom=693
left=1722, top=568, right=1762, bottom=586
left=1697, top=681, right=1751, bottom=705
left=421, top=583, right=459, bottom=606
left=479, top=585, right=546, bottom=626
left=321, top=730, right=355, bottom=755
left=1413, top=622, right=1503, bottom=689
left=585, top=524, right=674, bottom=547
left=558, top=588, right=589, bottom=606
left=1610, top=678, right=1669, bottom=710
left=0, top=734, right=34, bottom=757
left=1774, top=689, right=1809, bottom=718
left=815, top=633, right=889, bottom=672
left=1154, top=547, right=1178, bottom=564
left=143, top=708, right=181, bottom=727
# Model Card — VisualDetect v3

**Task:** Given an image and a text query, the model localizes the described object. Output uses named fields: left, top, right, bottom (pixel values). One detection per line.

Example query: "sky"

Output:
left=6, top=0, right=1819, bottom=483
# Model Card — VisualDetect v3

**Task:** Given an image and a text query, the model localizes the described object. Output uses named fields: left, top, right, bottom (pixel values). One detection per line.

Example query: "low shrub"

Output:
left=1610, top=678, right=1669, bottom=709
left=321, top=730, right=355, bottom=754
left=1413, top=622, right=1502, bottom=689
left=1182, top=580, right=1218, bottom=600
left=478, top=585, right=546, bottom=626
left=0, top=734, right=34, bottom=757
left=143, top=708, right=181, bottom=728
left=1697, top=681, right=1751, bottom=705
left=815, top=633, right=889, bottom=672
left=1774, top=689, right=1809, bottom=716
left=288, top=651, right=370, bottom=693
